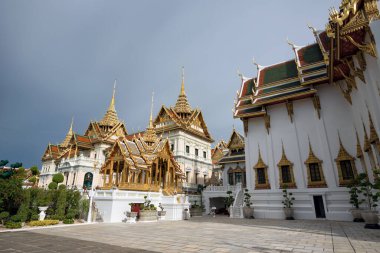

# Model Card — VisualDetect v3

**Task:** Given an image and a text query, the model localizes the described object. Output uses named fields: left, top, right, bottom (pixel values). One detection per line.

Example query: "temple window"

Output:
left=335, top=135, right=357, bottom=186
left=304, top=141, right=327, bottom=188
left=203, top=174, right=207, bottom=184
left=195, top=172, right=198, bottom=184
left=257, top=168, right=266, bottom=185
left=195, top=148, right=199, bottom=156
left=235, top=172, right=242, bottom=184
left=309, top=163, right=321, bottom=182
left=228, top=171, right=234, bottom=185
left=254, top=147, right=270, bottom=189
left=171, top=144, right=174, bottom=151
left=340, top=160, right=354, bottom=180
left=277, top=143, right=296, bottom=188
left=203, top=151, right=206, bottom=158
left=186, top=145, right=190, bottom=154
left=281, top=166, right=292, bottom=183
left=186, top=171, right=190, bottom=183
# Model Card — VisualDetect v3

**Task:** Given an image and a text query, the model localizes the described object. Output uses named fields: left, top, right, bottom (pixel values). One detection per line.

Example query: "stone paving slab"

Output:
left=0, top=216, right=379, bottom=252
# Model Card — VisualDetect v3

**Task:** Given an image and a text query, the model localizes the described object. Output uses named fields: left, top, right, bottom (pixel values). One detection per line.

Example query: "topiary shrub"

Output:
left=48, top=182, right=58, bottom=190
left=52, top=173, right=64, bottom=184
left=29, top=220, right=59, bottom=226
left=63, top=218, right=74, bottom=224
left=10, top=215, right=22, bottom=222
left=58, top=184, right=66, bottom=190
left=55, top=189, right=66, bottom=219
left=0, top=211, right=9, bottom=225
left=5, top=221, right=22, bottom=229
left=30, top=166, right=40, bottom=176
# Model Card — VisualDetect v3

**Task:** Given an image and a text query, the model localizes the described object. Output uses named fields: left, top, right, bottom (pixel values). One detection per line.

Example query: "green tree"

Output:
left=48, top=182, right=58, bottom=190
left=16, top=189, right=31, bottom=222
left=0, top=211, right=9, bottom=225
left=52, top=173, right=64, bottom=184
left=0, top=160, right=9, bottom=167
left=30, top=166, right=40, bottom=176
left=0, top=175, right=24, bottom=213
left=55, top=189, right=67, bottom=220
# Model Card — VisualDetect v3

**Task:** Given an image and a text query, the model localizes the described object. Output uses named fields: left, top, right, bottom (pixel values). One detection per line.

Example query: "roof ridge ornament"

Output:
left=252, top=57, right=263, bottom=70
left=286, top=37, right=298, bottom=50
left=100, top=80, right=120, bottom=126
left=174, top=66, right=192, bottom=115
left=61, top=117, right=75, bottom=148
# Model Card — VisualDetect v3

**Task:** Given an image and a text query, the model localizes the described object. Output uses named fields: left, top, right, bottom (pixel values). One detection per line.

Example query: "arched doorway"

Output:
left=83, top=172, right=93, bottom=190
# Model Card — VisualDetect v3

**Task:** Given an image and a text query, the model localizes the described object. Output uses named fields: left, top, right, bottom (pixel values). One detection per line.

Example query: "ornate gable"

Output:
left=227, top=129, right=245, bottom=151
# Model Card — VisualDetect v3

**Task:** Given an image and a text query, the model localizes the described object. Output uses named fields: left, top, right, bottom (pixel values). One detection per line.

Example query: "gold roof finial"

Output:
left=149, top=91, right=154, bottom=128
left=174, top=66, right=192, bottom=114
left=100, top=80, right=119, bottom=126
left=61, top=117, right=74, bottom=147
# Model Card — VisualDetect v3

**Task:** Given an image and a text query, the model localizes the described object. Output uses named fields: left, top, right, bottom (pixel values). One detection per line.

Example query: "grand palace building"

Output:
left=232, top=0, right=380, bottom=220
left=38, top=74, right=214, bottom=196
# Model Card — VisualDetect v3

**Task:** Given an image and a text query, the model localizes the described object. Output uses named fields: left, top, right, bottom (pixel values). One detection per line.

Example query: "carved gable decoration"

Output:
left=227, top=130, right=245, bottom=151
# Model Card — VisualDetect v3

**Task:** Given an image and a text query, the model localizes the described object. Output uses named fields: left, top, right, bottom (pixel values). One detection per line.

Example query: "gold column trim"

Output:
left=277, top=142, right=296, bottom=189
left=368, top=110, right=379, bottom=143
left=304, top=138, right=327, bottom=188
left=264, top=114, right=270, bottom=134
left=356, top=130, right=364, bottom=158
left=312, top=95, right=321, bottom=119
left=346, top=35, right=377, bottom=58
left=286, top=101, right=294, bottom=123
left=334, top=133, right=358, bottom=186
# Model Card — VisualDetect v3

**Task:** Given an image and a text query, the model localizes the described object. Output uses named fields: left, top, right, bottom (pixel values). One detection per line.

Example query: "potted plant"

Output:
left=282, top=187, right=295, bottom=220
left=347, top=174, right=365, bottom=222
left=243, top=189, right=254, bottom=219
left=139, top=196, right=157, bottom=222
left=359, top=171, right=379, bottom=229
left=37, top=190, right=51, bottom=221
left=224, top=190, right=235, bottom=217
left=157, top=203, right=166, bottom=220
left=126, top=203, right=138, bottom=223
left=190, top=201, right=203, bottom=217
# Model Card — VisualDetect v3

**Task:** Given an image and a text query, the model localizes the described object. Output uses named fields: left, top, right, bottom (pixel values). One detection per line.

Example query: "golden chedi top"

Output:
left=143, top=92, right=158, bottom=145
left=100, top=80, right=120, bottom=126
left=174, top=67, right=192, bottom=115
left=61, top=117, right=74, bottom=148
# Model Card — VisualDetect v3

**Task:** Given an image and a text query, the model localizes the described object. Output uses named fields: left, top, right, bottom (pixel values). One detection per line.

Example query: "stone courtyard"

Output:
left=0, top=217, right=379, bottom=253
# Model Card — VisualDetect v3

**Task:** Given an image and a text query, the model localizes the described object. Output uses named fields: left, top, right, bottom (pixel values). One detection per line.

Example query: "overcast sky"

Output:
left=0, top=0, right=341, bottom=168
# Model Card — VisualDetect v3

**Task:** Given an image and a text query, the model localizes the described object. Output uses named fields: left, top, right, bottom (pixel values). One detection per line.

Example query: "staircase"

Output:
left=230, top=184, right=244, bottom=218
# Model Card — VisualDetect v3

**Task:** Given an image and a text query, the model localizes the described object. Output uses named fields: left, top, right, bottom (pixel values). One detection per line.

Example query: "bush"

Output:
left=58, top=184, right=66, bottom=190
left=52, top=173, right=64, bottom=184
left=28, top=176, right=37, bottom=184
left=30, top=214, right=39, bottom=221
left=55, top=190, right=66, bottom=218
left=30, top=166, right=40, bottom=176
left=29, top=220, right=59, bottom=226
left=0, top=211, right=9, bottom=225
left=63, top=218, right=74, bottom=224
left=65, top=209, right=77, bottom=219
left=16, top=189, right=31, bottom=222
left=10, top=215, right=22, bottom=222
left=48, top=182, right=58, bottom=190
left=5, top=221, right=22, bottom=229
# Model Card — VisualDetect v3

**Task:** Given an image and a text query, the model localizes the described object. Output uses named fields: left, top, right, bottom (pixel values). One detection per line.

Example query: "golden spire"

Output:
left=174, top=67, right=192, bottom=115
left=143, top=92, right=158, bottom=145
left=149, top=91, right=154, bottom=128
left=100, top=80, right=119, bottom=126
left=254, top=144, right=268, bottom=169
left=61, top=117, right=74, bottom=148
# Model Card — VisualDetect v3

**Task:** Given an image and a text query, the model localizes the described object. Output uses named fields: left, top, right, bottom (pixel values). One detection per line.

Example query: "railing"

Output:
left=182, top=182, right=198, bottom=189
left=58, top=156, right=103, bottom=169
left=204, top=183, right=242, bottom=192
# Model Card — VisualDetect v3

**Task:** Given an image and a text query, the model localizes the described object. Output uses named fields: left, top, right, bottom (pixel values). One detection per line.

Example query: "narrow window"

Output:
left=257, top=168, right=266, bottom=184
left=340, top=160, right=354, bottom=180
left=186, top=171, right=190, bottom=183
left=281, top=165, right=291, bottom=183
left=186, top=145, right=190, bottom=154
left=203, top=151, right=206, bottom=158
left=228, top=173, right=234, bottom=185
left=309, top=163, right=321, bottom=182
left=171, top=144, right=174, bottom=151
left=195, top=148, right=199, bottom=156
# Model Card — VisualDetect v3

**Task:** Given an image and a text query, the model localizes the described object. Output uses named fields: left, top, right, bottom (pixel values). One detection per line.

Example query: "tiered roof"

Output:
left=154, top=71, right=213, bottom=142
left=42, top=85, right=128, bottom=162
left=234, top=0, right=375, bottom=119
left=218, top=129, right=245, bottom=164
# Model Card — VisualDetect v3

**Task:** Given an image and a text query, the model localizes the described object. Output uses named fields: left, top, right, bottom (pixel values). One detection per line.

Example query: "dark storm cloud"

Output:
left=0, top=0, right=341, bottom=167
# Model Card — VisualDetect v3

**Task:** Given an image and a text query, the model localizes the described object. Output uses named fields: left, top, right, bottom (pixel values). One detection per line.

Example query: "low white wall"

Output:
left=93, top=190, right=190, bottom=222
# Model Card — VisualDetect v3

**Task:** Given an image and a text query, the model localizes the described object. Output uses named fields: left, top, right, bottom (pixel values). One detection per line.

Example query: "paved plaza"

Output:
left=0, top=217, right=379, bottom=253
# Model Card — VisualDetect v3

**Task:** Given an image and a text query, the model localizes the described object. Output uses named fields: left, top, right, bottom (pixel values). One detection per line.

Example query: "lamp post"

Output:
left=87, top=160, right=98, bottom=223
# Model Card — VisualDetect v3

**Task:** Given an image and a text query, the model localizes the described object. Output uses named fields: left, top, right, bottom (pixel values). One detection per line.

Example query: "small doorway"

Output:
left=313, top=195, right=326, bottom=218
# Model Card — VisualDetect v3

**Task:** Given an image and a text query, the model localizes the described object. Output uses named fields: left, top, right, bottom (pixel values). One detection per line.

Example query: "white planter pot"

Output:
left=361, top=210, right=379, bottom=229
left=283, top=207, right=294, bottom=220
left=349, top=208, right=364, bottom=222
left=38, top=206, right=49, bottom=221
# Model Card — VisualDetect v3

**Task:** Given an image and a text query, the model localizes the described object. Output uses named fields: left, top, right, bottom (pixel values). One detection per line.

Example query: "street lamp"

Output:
left=87, top=160, right=98, bottom=223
